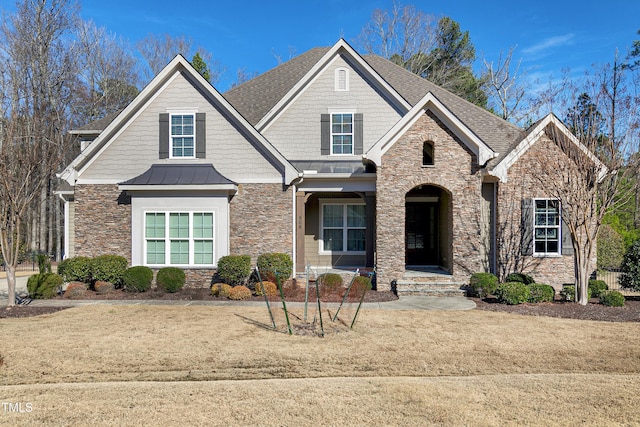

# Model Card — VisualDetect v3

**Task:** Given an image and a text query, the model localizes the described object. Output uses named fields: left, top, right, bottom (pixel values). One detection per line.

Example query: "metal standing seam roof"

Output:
left=119, top=164, right=236, bottom=186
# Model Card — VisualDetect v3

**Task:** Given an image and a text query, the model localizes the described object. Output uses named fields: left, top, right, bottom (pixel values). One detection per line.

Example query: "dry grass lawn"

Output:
left=1, top=305, right=639, bottom=426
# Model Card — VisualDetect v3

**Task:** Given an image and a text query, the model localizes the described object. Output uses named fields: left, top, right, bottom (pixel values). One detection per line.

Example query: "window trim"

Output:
left=169, top=112, right=196, bottom=159
left=319, top=199, right=366, bottom=255
left=532, top=198, right=561, bottom=257
left=143, top=210, right=215, bottom=267
left=330, top=112, right=354, bottom=156
left=335, top=67, right=349, bottom=91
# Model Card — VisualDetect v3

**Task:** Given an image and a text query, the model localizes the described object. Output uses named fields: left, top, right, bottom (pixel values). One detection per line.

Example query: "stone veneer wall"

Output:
left=229, top=183, right=293, bottom=263
left=74, top=184, right=132, bottom=262
left=376, top=112, right=484, bottom=290
left=496, top=133, right=595, bottom=289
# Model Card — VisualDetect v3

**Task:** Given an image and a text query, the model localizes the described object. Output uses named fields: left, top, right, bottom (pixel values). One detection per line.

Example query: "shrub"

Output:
left=257, top=253, right=293, bottom=283
left=597, top=224, right=625, bottom=269
left=217, top=255, right=251, bottom=286
left=156, top=267, right=185, bottom=293
left=600, top=290, right=625, bottom=307
left=620, top=240, right=640, bottom=291
left=92, top=255, right=128, bottom=287
left=469, top=272, right=498, bottom=297
left=560, top=284, right=592, bottom=302
left=228, top=285, right=252, bottom=300
left=319, top=273, right=343, bottom=290
left=57, top=256, right=92, bottom=283
left=64, top=282, right=86, bottom=299
left=528, top=283, right=555, bottom=303
left=94, top=281, right=114, bottom=295
left=495, top=282, right=531, bottom=305
left=254, top=281, right=278, bottom=297
left=211, top=283, right=233, bottom=297
left=348, top=276, right=372, bottom=296
left=505, top=273, right=535, bottom=285
left=37, top=253, right=52, bottom=274
left=27, top=273, right=63, bottom=299
left=123, top=266, right=154, bottom=292
left=588, top=279, right=608, bottom=299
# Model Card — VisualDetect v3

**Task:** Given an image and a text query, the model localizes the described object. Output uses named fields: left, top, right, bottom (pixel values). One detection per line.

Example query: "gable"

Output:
left=61, top=56, right=298, bottom=186
left=262, top=54, right=405, bottom=161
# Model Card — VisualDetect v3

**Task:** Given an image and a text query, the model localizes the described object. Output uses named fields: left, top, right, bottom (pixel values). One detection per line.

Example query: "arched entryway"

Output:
left=405, top=185, right=452, bottom=271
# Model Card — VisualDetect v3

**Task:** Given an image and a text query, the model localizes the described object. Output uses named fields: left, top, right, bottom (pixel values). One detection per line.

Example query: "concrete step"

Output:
left=395, top=281, right=468, bottom=297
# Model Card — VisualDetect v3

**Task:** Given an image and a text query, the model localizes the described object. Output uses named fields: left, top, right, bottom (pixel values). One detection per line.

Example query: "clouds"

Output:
left=523, top=34, right=576, bottom=57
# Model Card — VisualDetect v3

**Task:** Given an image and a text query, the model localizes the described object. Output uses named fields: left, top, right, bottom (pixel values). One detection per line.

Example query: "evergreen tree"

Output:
left=191, top=52, right=211, bottom=83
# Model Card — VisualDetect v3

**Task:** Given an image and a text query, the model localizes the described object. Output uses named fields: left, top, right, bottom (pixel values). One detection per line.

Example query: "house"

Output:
left=58, top=39, right=593, bottom=293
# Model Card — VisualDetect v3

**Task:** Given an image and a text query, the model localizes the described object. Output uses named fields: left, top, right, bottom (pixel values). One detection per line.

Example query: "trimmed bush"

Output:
left=123, top=266, right=154, bottom=292
left=27, top=273, right=63, bottom=299
left=588, top=279, right=608, bottom=299
left=94, top=281, right=114, bottom=295
left=319, top=273, right=343, bottom=290
left=211, top=283, right=233, bottom=297
left=528, top=283, right=555, bottom=303
left=156, top=267, right=185, bottom=293
left=620, top=240, right=640, bottom=291
left=64, top=282, right=86, bottom=299
left=57, top=256, right=92, bottom=283
left=92, top=255, right=128, bottom=287
left=228, top=285, right=252, bottom=300
left=255, top=281, right=278, bottom=297
left=217, top=255, right=251, bottom=286
left=505, top=273, right=535, bottom=285
left=469, top=272, right=498, bottom=297
left=600, top=290, right=625, bottom=307
left=495, top=282, right=531, bottom=305
left=257, top=253, right=293, bottom=283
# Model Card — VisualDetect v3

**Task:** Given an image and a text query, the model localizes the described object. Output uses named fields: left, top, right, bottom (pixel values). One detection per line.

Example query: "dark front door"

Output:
left=405, top=202, right=439, bottom=265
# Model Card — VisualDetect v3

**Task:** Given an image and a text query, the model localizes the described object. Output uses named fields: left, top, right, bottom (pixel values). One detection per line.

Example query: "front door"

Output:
left=405, top=202, right=439, bottom=265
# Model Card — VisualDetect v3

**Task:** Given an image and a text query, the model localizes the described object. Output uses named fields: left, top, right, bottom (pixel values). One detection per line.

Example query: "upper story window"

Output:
left=533, top=199, right=560, bottom=255
left=170, top=114, right=195, bottom=158
left=423, top=141, right=434, bottom=166
left=335, top=67, right=349, bottom=91
left=331, top=113, right=353, bottom=155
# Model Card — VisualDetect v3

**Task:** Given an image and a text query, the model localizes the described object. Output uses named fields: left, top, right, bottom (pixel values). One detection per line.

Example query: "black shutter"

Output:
left=521, top=199, right=534, bottom=256
left=159, top=113, right=169, bottom=159
left=354, top=113, right=363, bottom=155
left=196, top=113, right=206, bottom=159
left=321, top=114, right=330, bottom=155
left=561, top=215, right=574, bottom=256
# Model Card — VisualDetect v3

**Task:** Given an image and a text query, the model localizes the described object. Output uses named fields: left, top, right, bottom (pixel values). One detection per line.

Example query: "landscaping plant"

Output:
left=469, top=272, right=498, bottom=297
left=27, top=273, right=63, bottom=299
left=122, top=266, right=154, bottom=292
left=216, top=255, right=251, bottom=286
left=505, top=273, right=535, bottom=285
left=527, top=283, right=555, bottom=303
left=156, top=267, right=185, bottom=293
left=57, top=256, right=92, bottom=283
left=588, top=279, right=608, bottom=299
left=619, top=239, right=640, bottom=291
left=257, top=253, right=293, bottom=282
left=91, top=254, right=128, bottom=288
left=495, top=282, right=530, bottom=305
left=599, top=290, right=625, bottom=307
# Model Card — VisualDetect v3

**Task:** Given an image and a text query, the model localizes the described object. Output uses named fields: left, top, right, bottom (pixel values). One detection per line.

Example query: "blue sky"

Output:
left=2, top=1, right=639, bottom=91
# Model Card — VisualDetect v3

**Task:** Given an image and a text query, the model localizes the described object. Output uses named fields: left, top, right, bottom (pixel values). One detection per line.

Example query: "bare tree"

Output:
left=482, top=47, right=528, bottom=122
left=0, top=0, right=77, bottom=307
left=231, top=68, right=260, bottom=89
left=136, top=33, right=223, bottom=85
left=532, top=55, right=640, bottom=305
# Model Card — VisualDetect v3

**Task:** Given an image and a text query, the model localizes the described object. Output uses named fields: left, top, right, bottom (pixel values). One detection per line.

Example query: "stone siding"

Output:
left=497, top=133, right=595, bottom=289
left=74, top=185, right=132, bottom=262
left=376, top=112, right=484, bottom=290
left=229, top=183, right=293, bottom=263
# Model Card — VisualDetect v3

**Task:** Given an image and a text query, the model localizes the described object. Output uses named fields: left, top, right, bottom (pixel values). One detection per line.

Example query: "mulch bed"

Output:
left=3, top=287, right=639, bottom=322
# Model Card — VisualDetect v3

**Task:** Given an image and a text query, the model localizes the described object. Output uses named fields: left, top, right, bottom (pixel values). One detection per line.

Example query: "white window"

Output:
left=170, top=114, right=195, bottom=158
left=533, top=199, right=560, bottom=255
left=321, top=202, right=365, bottom=253
left=144, top=211, right=214, bottom=266
left=335, top=67, right=349, bottom=91
left=331, top=113, right=353, bottom=155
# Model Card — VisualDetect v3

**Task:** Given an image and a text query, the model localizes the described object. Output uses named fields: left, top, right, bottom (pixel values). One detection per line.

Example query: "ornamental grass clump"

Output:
left=211, top=283, right=233, bottom=297
left=527, top=283, right=555, bottom=303
left=156, top=267, right=185, bottom=293
left=495, top=282, right=530, bottom=305
left=64, top=282, right=86, bottom=299
left=469, top=272, right=498, bottom=297
left=228, top=285, right=252, bottom=300
left=216, top=255, right=251, bottom=286
left=122, top=266, right=154, bottom=292
left=255, top=281, right=277, bottom=297
left=600, top=290, right=625, bottom=307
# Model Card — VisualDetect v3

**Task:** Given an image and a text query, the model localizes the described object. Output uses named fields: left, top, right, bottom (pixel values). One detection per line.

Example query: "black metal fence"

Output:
left=0, top=251, right=60, bottom=273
